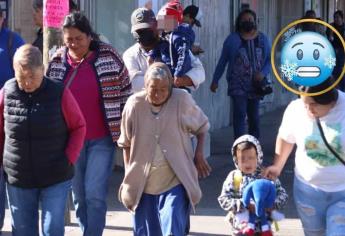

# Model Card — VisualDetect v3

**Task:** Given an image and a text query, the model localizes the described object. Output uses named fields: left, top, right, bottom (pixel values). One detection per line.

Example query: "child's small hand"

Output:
left=191, top=45, right=204, bottom=55
left=147, top=56, right=155, bottom=66
left=265, top=207, right=273, bottom=213
left=174, top=77, right=184, bottom=87
left=174, top=76, right=195, bottom=87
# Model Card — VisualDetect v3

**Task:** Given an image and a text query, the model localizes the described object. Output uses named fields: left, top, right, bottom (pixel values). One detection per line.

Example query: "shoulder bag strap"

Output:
left=65, top=66, right=79, bottom=89
left=65, top=53, right=88, bottom=89
left=316, top=118, right=345, bottom=166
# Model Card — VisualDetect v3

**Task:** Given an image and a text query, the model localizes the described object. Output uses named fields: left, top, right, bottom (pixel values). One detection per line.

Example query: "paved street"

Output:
left=1, top=107, right=304, bottom=235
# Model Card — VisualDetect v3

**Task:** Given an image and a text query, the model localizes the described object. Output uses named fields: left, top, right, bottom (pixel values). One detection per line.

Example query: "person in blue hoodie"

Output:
left=210, top=9, right=271, bottom=140
left=0, top=7, right=25, bottom=88
left=147, top=0, right=194, bottom=89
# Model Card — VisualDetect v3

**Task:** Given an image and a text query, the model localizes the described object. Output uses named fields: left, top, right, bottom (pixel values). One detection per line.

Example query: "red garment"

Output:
left=0, top=86, right=86, bottom=165
left=46, top=42, right=132, bottom=142
left=66, top=52, right=109, bottom=140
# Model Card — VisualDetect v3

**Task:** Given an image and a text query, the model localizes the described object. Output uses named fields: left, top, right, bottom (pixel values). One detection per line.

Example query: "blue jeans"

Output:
left=133, top=184, right=190, bottom=236
left=231, top=96, right=260, bottom=139
left=7, top=180, right=71, bottom=236
left=294, top=176, right=345, bottom=236
left=0, top=167, right=5, bottom=231
left=72, top=136, right=115, bottom=236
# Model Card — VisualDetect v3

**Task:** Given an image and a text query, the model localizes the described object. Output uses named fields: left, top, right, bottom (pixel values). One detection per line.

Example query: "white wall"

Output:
left=95, top=0, right=136, bottom=55
left=87, top=0, right=305, bottom=130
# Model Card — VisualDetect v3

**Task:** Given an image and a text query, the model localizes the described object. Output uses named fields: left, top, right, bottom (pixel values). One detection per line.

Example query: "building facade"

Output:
left=5, top=0, right=345, bottom=130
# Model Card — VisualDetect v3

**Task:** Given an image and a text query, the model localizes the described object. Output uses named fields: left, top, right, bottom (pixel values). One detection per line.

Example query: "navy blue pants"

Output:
left=133, top=184, right=190, bottom=236
left=231, top=95, right=260, bottom=140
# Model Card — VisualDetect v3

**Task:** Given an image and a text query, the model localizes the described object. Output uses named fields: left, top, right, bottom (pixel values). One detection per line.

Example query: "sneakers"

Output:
left=241, top=227, right=255, bottom=236
left=239, top=228, right=273, bottom=236
left=261, top=230, right=273, bottom=236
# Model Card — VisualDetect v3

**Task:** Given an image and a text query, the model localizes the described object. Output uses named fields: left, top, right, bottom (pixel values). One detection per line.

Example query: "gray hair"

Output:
left=144, top=62, right=173, bottom=86
left=13, top=44, right=43, bottom=70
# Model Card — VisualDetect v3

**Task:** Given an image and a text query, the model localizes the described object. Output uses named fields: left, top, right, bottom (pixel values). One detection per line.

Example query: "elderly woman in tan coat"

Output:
left=118, top=62, right=211, bottom=236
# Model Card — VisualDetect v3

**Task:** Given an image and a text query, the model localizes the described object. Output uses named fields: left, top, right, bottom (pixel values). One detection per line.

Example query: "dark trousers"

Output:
left=231, top=95, right=260, bottom=140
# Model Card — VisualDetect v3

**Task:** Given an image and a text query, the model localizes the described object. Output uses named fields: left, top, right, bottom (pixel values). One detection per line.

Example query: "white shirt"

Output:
left=123, top=43, right=205, bottom=93
left=279, top=91, right=345, bottom=192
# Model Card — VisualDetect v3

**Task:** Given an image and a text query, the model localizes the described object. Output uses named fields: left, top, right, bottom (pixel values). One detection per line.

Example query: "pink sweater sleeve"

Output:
left=0, top=90, right=4, bottom=167
left=62, top=88, right=86, bottom=164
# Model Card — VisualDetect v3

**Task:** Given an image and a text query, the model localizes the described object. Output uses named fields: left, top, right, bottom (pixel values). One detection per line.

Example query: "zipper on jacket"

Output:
left=27, top=94, right=35, bottom=186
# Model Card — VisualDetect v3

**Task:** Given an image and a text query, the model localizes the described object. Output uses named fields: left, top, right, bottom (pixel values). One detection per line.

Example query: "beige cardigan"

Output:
left=117, top=89, right=209, bottom=212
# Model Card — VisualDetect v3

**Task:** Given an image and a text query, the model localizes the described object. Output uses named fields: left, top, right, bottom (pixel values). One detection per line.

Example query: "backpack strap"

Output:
left=316, top=118, right=345, bottom=166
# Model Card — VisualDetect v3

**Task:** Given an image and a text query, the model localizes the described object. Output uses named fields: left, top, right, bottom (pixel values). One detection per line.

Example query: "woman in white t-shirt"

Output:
left=263, top=79, right=345, bottom=236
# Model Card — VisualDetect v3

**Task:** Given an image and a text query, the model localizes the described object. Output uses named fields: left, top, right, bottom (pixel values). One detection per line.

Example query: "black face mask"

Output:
left=240, top=21, right=256, bottom=32
left=133, top=30, right=157, bottom=47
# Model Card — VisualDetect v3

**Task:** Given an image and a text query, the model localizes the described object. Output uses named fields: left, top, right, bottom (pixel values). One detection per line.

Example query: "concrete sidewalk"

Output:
left=1, top=107, right=304, bottom=235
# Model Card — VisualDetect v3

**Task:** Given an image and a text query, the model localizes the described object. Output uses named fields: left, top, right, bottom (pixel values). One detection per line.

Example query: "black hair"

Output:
left=235, top=9, right=257, bottom=32
left=63, top=12, right=100, bottom=49
left=299, top=78, right=338, bottom=105
left=32, top=0, right=43, bottom=10
left=334, top=10, right=344, bottom=19
left=304, top=10, right=316, bottom=18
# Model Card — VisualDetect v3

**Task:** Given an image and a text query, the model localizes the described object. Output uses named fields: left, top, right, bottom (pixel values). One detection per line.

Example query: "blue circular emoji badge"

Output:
left=281, top=31, right=336, bottom=86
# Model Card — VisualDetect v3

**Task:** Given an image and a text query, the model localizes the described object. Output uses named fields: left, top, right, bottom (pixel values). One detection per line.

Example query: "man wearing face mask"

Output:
left=210, top=9, right=272, bottom=140
left=123, top=7, right=205, bottom=93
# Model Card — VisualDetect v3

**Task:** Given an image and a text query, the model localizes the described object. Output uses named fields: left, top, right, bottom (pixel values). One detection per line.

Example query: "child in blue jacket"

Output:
left=148, top=1, right=194, bottom=82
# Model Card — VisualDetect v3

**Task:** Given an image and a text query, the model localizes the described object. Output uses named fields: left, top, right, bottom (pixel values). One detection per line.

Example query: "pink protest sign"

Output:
left=43, top=0, right=69, bottom=28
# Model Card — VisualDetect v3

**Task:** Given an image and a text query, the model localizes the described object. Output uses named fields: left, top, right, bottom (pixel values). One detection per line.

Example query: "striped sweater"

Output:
left=46, top=41, right=132, bottom=142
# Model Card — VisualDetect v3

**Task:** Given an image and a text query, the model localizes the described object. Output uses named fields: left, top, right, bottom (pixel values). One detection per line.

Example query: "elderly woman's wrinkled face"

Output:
left=146, top=78, right=170, bottom=106
left=63, top=27, right=91, bottom=59
left=301, top=96, right=335, bottom=118
left=15, top=66, right=44, bottom=93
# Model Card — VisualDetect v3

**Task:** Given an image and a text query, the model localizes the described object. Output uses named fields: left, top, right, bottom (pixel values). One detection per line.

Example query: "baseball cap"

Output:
left=131, top=8, right=157, bottom=33
left=183, top=5, right=202, bottom=27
